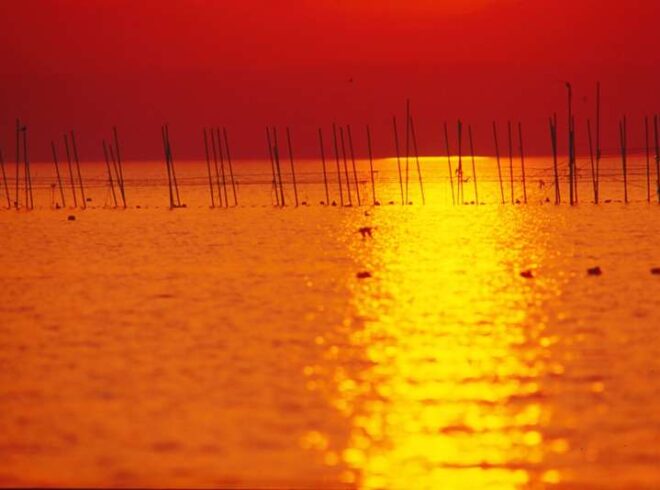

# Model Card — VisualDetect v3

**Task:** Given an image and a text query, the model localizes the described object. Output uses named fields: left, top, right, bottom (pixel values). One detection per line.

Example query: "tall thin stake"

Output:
left=507, top=120, right=514, bottom=204
left=492, top=121, right=505, bottom=204
left=70, top=130, right=87, bottom=209
left=392, top=116, right=405, bottom=205
left=409, top=114, right=425, bottom=205
left=366, top=125, right=377, bottom=205
left=215, top=128, right=229, bottom=208
left=0, top=148, right=10, bottom=209
left=645, top=116, right=651, bottom=202
left=285, top=127, right=299, bottom=207
left=102, top=140, right=118, bottom=207
left=223, top=128, right=238, bottom=206
left=161, top=126, right=174, bottom=208
left=332, top=123, right=344, bottom=206
left=655, top=114, right=660, bottom=203
left=518, top=122, right=527, bottom=204
left=347, top=125, right=361, bottom=206
left=165, top=125, right=181, bottom=207
left=112, top=127, right=125, bottom=207
left=15, top=119, right=20, bottom=209
left=23, top=127, right=33, bottom=209
left=272, top=127, right=286, bottom=206
left=566, top=82, right=574, bottom=205
left=572, top=116, right=578, bottom=204
left=596, top=82, right=601, bottom=203
left=203, top=129, right=215, bottom=207
left=468, top=125, right=478, bottom=205
left=63, top=134, right=78, bottom=208
left=619, top=116, right=628, bottom=203
left=405, top=99, right=410, bottom=204
left=444, top=122, right=456, bottom=205
left=339, top=127, right=353, bottom=206
left=266, top=127, right=280, bottom=207
left=51, top=142, right=66, bottom=208
left=210, top=127, right=224, bottom=206
left=550, top=114, right=560, bottom=204
left=457, top=120, right=463, bottom=204
left=318, top=128, right=330, bottom=205
left=587, top=119, right=597, bottom=203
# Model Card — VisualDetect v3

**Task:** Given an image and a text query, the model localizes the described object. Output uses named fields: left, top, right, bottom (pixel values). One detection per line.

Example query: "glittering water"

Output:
left=0, top=159, right=659, bottom=489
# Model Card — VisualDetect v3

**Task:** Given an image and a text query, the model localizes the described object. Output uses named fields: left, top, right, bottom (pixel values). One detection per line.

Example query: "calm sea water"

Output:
left=1, top=157, right=659, bottom=489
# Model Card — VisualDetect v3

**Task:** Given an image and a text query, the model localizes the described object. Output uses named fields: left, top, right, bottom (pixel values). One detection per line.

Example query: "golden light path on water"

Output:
left=303, top=206, right=566, bottom=489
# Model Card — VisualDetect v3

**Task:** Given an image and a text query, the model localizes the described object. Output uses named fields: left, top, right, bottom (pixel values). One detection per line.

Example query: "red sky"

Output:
left=1, top=0, right=659, bottom=161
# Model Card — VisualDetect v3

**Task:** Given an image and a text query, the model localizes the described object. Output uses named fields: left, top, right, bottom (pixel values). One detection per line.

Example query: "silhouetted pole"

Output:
left=468, top=125, right=478, bottom=205
left=645, top=116, right=651, bottom=203
left=0, top=148, right=10, bottom=209
left=272, top=127, right=286, bottom=206
left=619, top=116, right=628, bottom=203
left=595, top=82, right=601, bottom=203
left=492, top=121, right=505, bottom=204
left=112, top=127, right=125, bottom=207
left=23, top=127, right=33, bottom=210
left=339, top=127, right=353, bottom=206
left=457, top=120, right=463, bottom=204
left=161, top=126, right=174, bottom=208
left=518, top=122, right=527, bottom=204
left=318, top=128, right=330, bottom=205
left=572, top=116, right=578, bottom=204
left=215, top=128, right=229, bottom=208
left=444, top=122, right=456, bottom=205
left=366, top=125, right=377, bottom=205
left=405, top=99, right=410, bottom=204
left=210, top=127, right=225, bottom=206
left=587, top=119, right=597, bottom=203
left=223, top=128, right=238, bottom=206
left=203, top=129, right=216, bottom=207
left=63, top=134, right=78, bottom=208
left=655, top=114, right=660, bottom=203
left=507, top=120, right=514, bottom=204
left=566, top=82, right=575, bottom=205
left=285, top=127, right=299, bottom=207
left=347, top=125, right=361, bottom=206
left=392, top=116, right=405, bottom=205
left=549, top=114, right=560, bottom=204
left=102, top=140, right=118, bottom=207
left=51, top=142, right=66, bottom=208
left=332, top=123, right=344, bottom=206
left=265, top=127, right=280, bottom=207
left=15, top=119, right=21, bottom=209
left=165, top=125, right=181, bottom=207
left=70, top=130, right=87, bottom=209
left=409, top=114, right=425, bottom=205
left=109, top=145, right=121, bottom=206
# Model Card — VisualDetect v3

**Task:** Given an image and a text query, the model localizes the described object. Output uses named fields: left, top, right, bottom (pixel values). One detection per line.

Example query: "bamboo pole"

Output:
left=405, top=98, right=410, bottom=204
left=272, top=127, right=286, bottom=206
left=285, top=127, right=299, bottom=207
left=550, top=114, right=560, bottom=204
left=572, top=116, right=578, bottom=204
left=102, top=140, right=118, bottom=207
left=215, top=128, right=229, bottom=208
left=70, top=130, right=87, bottom=209
left=165, top=125, right=181, bottom=207
left=492, top=121, right=505, bottom=204
left=318, top=128, right=330, bottom=205
left=645, top=116, right=651, bottom=203
left=518, top=122, right=527, bottom=204
left=392, top=116, right=405, bottom=205
left=507, top=120, right=514, bottom=204
left=468, top=125, right=478, bottom=205
left=347, top=125, right=361, bottom=206
left=566, top=82, right=574, bottom=206
left=23, top=127, right=33, bottom=209
left=161, top=126, right=174, bottom=208
left=108, top=145, right=121, bottom=204
left=619, top=116, right=628, bottom=203
left=203, top=129, right=216, bottom=207
left=457, top=120, right=463, bottom=204
left=210, top=126, right=224, bottom=207
left=409, top=113, right=425, bottom=205
left=596, top=82, right=601, bottom=203
left=15, top=119, right=20, bottom=209
left=0, top=148, right=10, bottom=209
left=366, top=125, right=377, bottom=205
left=63, top=134, right=78, bottom=208
left=587, top=119, right=597, bottom=203
left=332, top=123, right=344, bottom=206
left=266, top=127, right=280, bottom=207
left=223, top=128, right=238, bottom=206
left=112, top=127, right=125, bottom=207
left=51, top=142, right=66, bottom=208
left=339, top=127, right=353, bottom=206
left=444, top=122, right=456, bottom=205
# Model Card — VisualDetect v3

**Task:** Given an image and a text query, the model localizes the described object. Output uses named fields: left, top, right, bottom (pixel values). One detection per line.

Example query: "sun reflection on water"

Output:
left=306, top=206, right=561, bottom=489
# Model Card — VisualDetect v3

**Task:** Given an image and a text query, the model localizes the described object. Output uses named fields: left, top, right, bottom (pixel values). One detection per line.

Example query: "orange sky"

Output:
left=1, top=0, right=659, bottom=160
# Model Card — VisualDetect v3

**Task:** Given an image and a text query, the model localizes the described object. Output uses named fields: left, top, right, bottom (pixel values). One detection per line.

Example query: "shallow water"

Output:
left=1, top=159, right=659, bottom=489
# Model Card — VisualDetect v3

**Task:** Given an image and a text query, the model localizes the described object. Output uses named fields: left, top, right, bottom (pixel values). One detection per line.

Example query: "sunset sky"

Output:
left=1, top=0, right=659, bottom=160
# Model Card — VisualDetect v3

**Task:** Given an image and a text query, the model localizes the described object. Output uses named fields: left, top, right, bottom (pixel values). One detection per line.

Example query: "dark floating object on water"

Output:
left=86, top=197, right=92, bottom=202
left=587, top=266, right=602, bottom=276
left=520, top=270, right=534, bottom=279
left=359, top=226, right=373, bottom=238
left=67, top=215, right=76, bottom=221
left=356, top=271, right=372, bottom=279
left=331, top=201, right=337, bottom=207
left=650, top=267, right=660, bottom=275
left=388, top=200, right=395, bottom=205
left=374, top=200, right=381, bottom=206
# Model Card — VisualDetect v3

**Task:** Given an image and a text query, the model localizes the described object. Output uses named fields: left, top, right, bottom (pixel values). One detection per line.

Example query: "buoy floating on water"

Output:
left=587, top=266, right=602, bottom=276
left=356, top=271, right=372, bottom=279
left=520, top=270, right=534, bottom=279
left=67, top=215, right=76, bottom=221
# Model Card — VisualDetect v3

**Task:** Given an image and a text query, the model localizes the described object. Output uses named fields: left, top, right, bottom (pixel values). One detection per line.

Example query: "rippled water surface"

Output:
left=1, top=159, right=659, bottom=489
